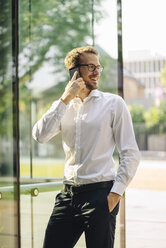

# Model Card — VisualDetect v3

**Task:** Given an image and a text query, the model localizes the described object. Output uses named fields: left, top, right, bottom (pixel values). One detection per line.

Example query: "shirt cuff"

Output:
left=58, top=99, right=68, bottom=110
left=110, top=181, right=127, bottom=196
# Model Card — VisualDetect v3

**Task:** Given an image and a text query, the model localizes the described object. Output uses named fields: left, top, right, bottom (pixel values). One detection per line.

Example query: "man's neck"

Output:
left=77, top=87, right=91, bottom=102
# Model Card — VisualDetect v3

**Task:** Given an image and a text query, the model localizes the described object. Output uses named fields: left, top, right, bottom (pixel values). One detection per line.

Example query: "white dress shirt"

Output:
left=32, top=89, right=140, bottom=196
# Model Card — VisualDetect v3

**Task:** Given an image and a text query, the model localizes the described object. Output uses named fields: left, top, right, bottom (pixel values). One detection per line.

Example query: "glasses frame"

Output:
left=78, top=64, right=104, bottom=72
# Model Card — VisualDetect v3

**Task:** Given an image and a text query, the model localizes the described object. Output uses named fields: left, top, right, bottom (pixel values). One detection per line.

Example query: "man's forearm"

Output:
left=32, top=100, right=66, bottom=143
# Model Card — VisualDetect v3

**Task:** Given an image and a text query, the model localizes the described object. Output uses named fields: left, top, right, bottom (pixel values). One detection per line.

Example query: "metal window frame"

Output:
left=12, top=0, right=20, bottom=247
left=117, top=1, right=126, bottom=248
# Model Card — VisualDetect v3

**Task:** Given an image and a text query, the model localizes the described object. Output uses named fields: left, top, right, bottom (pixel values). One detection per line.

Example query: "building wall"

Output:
left=124, top=55, right=166, bottom=98
left=124, top=76, right=145, bottom=100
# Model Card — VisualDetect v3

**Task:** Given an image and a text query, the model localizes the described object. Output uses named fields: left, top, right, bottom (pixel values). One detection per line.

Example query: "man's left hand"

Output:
left=107, top=192, right=121, bottom=212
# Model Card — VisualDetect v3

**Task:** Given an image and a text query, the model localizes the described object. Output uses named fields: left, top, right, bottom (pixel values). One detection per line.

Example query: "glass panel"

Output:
left=19, top=0, right=120, bottom=247
left=0, top=1, right=18, bottom=247
left=95, top=0, right=118, bottom=94
left=21, top=190, right=59, bottom=248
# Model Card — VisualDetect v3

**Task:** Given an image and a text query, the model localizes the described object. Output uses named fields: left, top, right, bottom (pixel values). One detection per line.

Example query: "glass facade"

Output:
left=0, top=0, right=19, bottom=247
left=0, top=1, right=122, bottom=247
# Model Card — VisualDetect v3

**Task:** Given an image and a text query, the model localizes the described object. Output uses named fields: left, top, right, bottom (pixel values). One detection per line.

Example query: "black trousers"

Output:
left=43, top=183, right=119, bottom=248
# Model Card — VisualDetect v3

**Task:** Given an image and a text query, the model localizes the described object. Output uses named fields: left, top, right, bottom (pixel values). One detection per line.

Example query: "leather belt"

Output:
left=64, top=180, right=114, bottom=194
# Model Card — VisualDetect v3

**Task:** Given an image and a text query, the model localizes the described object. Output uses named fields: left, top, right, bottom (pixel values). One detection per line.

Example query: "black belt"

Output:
left=63, top=180, right=114, bottom=194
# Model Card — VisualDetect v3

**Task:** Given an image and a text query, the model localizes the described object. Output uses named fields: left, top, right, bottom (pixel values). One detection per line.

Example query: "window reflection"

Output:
left=18, top=0, right=120, bottom=247
left=0, top=1, right=18, bottom=247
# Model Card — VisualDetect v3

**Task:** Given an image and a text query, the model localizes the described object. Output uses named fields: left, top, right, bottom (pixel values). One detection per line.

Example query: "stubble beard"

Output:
left=85, top=81, right=98, bottom=91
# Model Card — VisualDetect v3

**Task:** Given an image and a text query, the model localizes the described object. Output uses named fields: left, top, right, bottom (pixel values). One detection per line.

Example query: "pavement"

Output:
left=125, top=158, right=166, bottom=248
left=126, top=189, right=166, bottom=248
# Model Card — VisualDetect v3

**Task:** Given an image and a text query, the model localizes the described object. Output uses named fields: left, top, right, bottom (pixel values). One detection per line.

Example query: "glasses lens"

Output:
left=98, top=65, right=103, bottom=72
left=84, top=64, right=104, bottom=72
left=88, top=65, right=96, bottom=71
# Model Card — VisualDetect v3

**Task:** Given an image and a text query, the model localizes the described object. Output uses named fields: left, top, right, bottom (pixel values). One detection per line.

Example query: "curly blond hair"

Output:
left=64, top=46, right=99, bottom=71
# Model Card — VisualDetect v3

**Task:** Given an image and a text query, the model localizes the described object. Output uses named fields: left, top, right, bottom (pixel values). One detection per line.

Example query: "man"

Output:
left=32, top=46, right=140, bottom=248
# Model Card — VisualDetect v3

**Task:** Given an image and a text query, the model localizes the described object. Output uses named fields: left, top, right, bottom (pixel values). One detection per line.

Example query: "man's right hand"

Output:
left=61, top=71, right=86, bottom=105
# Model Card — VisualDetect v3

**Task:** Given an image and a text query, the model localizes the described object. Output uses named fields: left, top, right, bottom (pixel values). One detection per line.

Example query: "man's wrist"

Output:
left=109, top=192, right=121, bottom=200
left=60, top=95, right=71, bottom=105
left=110, top=192, right=121, bottom=197
left=107, top=192, right=121, bottom=212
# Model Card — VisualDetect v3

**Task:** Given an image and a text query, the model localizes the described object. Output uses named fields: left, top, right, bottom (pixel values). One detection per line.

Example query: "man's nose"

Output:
left=93, top=69, right=100, bottom=75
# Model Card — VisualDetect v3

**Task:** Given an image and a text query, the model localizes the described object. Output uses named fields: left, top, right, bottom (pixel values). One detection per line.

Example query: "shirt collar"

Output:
left=83, top=89, right=101, bottom=102
left=72, top=89, right=100, bottom=104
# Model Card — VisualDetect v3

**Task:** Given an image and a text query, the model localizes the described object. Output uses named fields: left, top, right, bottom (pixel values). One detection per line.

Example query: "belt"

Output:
left=63, top=180, right=114, bottom=194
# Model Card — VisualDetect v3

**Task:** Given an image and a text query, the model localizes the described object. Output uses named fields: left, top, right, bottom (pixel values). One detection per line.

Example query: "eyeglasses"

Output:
left=78, top=64, right=104, bottom=72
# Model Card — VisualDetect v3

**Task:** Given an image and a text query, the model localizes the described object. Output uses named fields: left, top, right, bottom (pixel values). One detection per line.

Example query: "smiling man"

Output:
left=32, top=46, right=140, bottom=248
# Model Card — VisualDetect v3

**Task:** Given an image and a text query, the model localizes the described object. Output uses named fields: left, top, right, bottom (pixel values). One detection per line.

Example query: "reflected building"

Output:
left=123, top=69, right=145, bottom=100
left=124, top=50, right=166, bottom=99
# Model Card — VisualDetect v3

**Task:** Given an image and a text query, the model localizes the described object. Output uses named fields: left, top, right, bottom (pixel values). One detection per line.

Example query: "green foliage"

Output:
left=129, top=101, right=166, bottom=133
left=98, top=48, right=117, bottom=93
left=0, top=1, right=12, bottom=87
left=144, top=101, right=166, bottom=129
left=128, top=104, right=145, bottom=123
left=158, top=100, right=166, bottom=123
left=19, top=0, right=103, bottom=85
left=144, top=106, right=160, bottom=128
left=0, top=85, right=13, bottom=136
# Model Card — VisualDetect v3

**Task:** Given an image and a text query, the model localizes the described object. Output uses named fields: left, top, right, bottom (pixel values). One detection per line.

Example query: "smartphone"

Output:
left=69, top=67, right=81, bottom=80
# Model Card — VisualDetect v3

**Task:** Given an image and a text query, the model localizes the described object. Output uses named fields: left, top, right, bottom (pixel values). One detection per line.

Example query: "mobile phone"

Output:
left=69, top=67, right=81, bottom=80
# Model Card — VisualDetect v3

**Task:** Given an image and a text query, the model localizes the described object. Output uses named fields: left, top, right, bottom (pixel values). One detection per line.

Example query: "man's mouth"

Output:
left=90, top=78, right=98, bottom=82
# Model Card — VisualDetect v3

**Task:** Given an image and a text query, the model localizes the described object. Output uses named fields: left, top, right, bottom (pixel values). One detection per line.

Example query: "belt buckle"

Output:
left=71, top=185, right=78, bottom=195
left=65, top=184, right=80, bottom=195
left=70, top=186, right=74, bottom=194
left=68, top=185, right=72, bottom=194
left=66, top=185, right=74, bottom=194
left=64, top=185, right=69, bottom=193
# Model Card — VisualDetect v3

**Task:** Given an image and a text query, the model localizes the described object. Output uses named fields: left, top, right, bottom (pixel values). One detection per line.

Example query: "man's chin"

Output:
left=85, top=83, right=98, bottom=91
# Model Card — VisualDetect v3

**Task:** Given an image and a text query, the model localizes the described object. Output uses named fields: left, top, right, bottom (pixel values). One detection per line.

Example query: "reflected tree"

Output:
left=0, top=0, right=13, bottom=174
left=0, top=0, right=12, bottom=136
left=19, top=0, right=103, bottom=87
